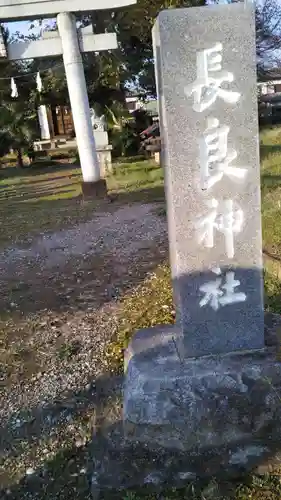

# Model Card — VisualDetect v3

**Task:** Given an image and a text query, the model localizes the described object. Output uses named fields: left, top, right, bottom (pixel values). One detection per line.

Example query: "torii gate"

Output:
left=0, top=0, right=136, bottom=197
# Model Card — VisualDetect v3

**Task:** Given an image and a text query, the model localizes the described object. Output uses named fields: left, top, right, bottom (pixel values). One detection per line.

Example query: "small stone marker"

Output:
left=153, top=2, right=264, bottom=356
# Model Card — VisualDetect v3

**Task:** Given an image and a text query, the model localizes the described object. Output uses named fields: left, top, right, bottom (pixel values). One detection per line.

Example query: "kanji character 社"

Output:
left=199, top=268, right=246, bottom=311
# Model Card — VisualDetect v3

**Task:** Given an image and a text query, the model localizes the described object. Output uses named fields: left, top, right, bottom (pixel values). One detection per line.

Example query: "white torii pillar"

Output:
left=1, top=0, right=136, bottom=198
left=57, top=12, right=100, bottom=186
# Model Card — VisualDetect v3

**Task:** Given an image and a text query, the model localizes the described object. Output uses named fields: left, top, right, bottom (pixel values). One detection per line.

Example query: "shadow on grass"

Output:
left=263, top=248, right=281, bottom=263
left=113, top=155, right=147, bottom=164
left=0, top=162, right=80, bottom=181
left=113, top=185, right=165, bottom=205
left=0, top=173, right=81, bottom=191
left=261, top=174, right=281, bottom=191
left=260, top=144, right=281, bottom=161
left=0, top=187, right=79, bottom=203
left=48, top=151, right=77, bottom=161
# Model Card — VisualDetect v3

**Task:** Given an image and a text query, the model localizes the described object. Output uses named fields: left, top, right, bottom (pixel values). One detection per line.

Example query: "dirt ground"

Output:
left=0, top=198, right=168, bottom=497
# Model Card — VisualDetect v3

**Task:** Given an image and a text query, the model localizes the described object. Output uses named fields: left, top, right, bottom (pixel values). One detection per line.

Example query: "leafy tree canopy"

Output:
left=1, top=0, right=281, bottom=124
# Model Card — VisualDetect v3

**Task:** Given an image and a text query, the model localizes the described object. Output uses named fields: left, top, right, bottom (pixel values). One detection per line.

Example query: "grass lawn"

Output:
left=0, top=158, right=164, bottom=247
left=261, top=126, right=281, bottom=259
left=1, top=137, right=281, bottom=499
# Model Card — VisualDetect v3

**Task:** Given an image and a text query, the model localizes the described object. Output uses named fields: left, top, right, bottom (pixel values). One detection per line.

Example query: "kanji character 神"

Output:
left=185, top=43, right=241, bottom=113
left=195, top=198, right=243, bottom=259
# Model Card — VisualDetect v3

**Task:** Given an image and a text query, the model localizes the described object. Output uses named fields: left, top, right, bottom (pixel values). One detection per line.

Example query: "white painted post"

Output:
left=38, top=105, right=51, bottom=140
left=57, top=11, right=100, bottom=183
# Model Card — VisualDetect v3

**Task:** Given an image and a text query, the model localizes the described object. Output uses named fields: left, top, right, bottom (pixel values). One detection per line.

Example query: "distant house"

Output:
left=258, top=70, right=281, bottom=124
left=125, top=96, right=144, bottom=113
left=258, top=79, right=281, bottom=96
left=125, top=95, right=158, bottom=118
left=38, top=104, right=75, bottom=139
left=36, top=97, right=158, bottom=143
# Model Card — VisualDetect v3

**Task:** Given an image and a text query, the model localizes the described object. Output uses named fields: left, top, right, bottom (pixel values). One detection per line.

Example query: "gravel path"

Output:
left=0, top=202, right=168, bottom=492
left=1, top=202, right=167, bottom=421
left=0, top=203, right=167, bottom=314
left=0, top=204, right=164, bottom=270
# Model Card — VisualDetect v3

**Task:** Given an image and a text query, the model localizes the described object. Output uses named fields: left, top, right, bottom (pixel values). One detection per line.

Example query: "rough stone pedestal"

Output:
left=81, top=179, right=107, bottom=200
left=123, top=316, right=281, bottom=481
left=89, top=315, right=281, bottom=498
left=97, top=146, right=113, bottom=177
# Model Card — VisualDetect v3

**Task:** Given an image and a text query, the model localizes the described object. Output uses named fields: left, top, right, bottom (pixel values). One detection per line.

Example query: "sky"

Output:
left=5, top=19, right=54, bottom=38
left=9, top=21, right=33, bottom=36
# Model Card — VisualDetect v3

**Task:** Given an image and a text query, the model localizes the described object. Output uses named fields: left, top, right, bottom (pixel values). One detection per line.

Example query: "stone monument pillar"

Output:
left=38, top=105, right=51, bottom=140
left=123, top=3, right=281, bottom=484
left=90, top=109, right=113, bottom=177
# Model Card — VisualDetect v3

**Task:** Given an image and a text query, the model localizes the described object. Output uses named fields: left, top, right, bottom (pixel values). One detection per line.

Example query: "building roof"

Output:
left=258, top=68, right=281, bottom=82
left=260, top=92, right=281, bottom=103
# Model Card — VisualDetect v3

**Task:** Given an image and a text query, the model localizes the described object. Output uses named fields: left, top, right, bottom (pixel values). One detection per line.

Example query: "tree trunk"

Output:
left=17, top=148, right=24, bottom=168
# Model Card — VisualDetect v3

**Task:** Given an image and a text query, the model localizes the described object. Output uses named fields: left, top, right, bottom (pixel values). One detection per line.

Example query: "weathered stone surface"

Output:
left=124, top=340, right=281, bottom=454
left=153, top=4, right=264, bottom=357
left=90, top=315, right=281, bottom=497
left=124, top=323, right=182, bottom=372
left=96, top=147, right=113, bottom=177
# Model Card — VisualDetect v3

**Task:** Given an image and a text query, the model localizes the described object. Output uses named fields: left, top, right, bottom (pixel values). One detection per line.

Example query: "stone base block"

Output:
left=123, top=317, right=281, bottom=478
left=81, top=179, right=107, bottom=200
left=89, top=315, right=281, bottom=497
